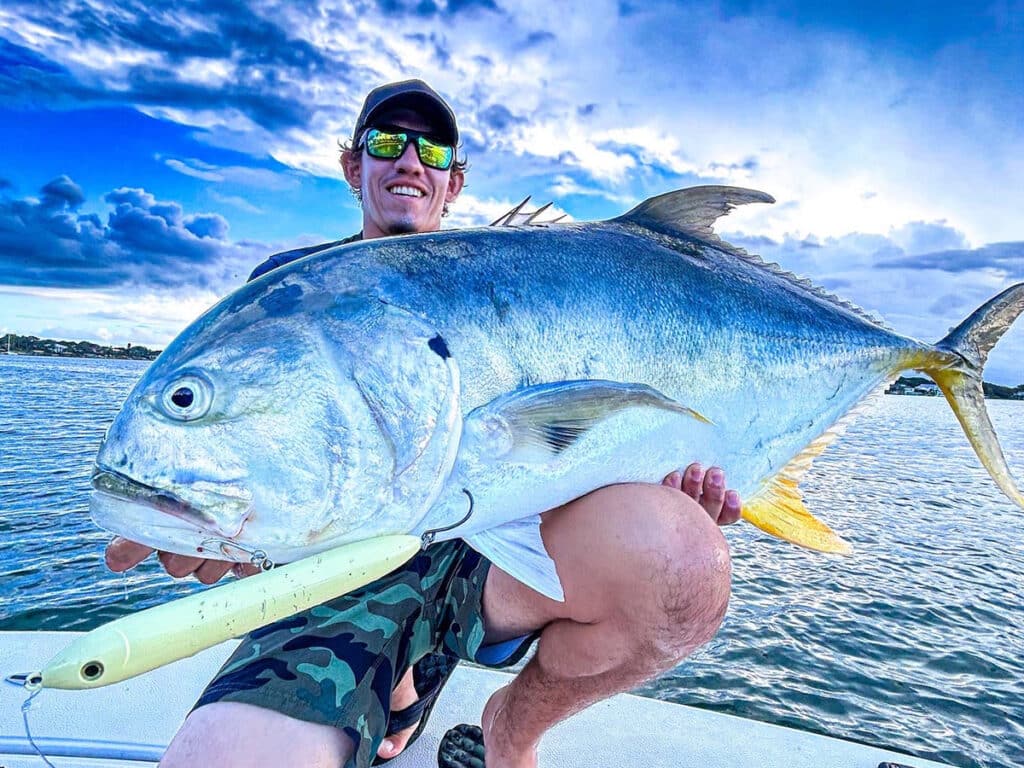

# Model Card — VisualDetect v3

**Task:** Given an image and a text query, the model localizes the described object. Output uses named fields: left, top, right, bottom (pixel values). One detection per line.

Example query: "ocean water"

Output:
left=0, top=354, right=1021, bottom=767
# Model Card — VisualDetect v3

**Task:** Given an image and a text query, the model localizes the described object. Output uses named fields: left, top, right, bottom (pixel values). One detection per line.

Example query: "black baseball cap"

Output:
left=353, top=79, right=459, bottom=146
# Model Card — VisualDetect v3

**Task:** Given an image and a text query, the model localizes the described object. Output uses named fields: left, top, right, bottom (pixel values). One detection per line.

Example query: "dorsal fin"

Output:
left=615, top=186, right=891, bottom=330
left=491, top=197, right=567, bottom=227
left=614, top=186, right=775, bottom=242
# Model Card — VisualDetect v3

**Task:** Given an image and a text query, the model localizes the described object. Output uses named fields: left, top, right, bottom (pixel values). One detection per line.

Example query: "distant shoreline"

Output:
left=1, top=333, right=161, bottom=361
left=885, top=375, right=1023, bottom=400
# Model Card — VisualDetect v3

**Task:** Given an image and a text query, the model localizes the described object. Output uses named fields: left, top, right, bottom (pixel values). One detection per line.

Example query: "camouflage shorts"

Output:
left=193, top=540, right=535, bottom=768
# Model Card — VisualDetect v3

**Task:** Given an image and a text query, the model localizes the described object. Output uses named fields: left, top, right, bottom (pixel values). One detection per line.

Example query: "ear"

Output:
left=446, top=167, right=465, bottom=203
left=341, top=149, right=362, bottom=189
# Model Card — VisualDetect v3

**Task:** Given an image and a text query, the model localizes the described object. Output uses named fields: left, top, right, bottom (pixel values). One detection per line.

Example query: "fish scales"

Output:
left=338, top=224, right=923, bottom=483
left=88, top=186, right=1023, bottom=599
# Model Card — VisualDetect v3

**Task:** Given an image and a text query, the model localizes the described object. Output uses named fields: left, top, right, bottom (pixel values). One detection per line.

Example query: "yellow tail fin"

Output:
left=924, top=283, right=1024, bottom=509
left=744, top=282, right=1024, bottom=553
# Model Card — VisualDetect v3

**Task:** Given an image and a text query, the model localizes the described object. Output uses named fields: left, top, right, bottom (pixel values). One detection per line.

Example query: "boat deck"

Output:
left=1, top=632, right=948, bottom=767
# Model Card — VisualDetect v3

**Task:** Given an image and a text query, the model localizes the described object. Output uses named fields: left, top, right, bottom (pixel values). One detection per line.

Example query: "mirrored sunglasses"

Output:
left=360, top=127, right=455, bottom=171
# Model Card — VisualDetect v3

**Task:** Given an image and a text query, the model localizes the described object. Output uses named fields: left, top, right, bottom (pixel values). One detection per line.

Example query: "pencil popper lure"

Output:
left=19, top=534, right=419, bottom=690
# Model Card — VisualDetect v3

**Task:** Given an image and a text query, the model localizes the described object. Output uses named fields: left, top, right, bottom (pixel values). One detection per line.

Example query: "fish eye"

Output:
left=171, top=387, right=194, bottom=408
left=160, top=374, right=213, bottom=421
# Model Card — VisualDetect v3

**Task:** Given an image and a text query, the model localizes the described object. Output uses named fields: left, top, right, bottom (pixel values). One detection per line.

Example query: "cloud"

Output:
left=209, top=191, right=264, bottom=214
left=0, top=176, right=264, bottom=290
left=164, top=158, right=223, bottom=181
left=877, top=241, right=1024, bottom=276
left=446, top=0, right=500, bottom=13
left=161, top=156, right=302, bottom=190
left=0, top=3, right=346, bottom=133
left=887, top=220, right=969, bottom=255
left=479, top=103, right=524, bottom=131
left=3, top=0, right=1018, bottom=249
left=40, top=175, right=86, bottom=208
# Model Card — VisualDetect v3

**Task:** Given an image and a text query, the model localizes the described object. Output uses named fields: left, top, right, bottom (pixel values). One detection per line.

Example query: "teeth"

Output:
left=389, top=185, right=424, bottom=198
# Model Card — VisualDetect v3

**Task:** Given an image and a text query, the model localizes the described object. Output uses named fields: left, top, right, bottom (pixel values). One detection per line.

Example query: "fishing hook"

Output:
left=198, top=538, right=275, bottom=570
left=420, top=489, right=474, bottom=549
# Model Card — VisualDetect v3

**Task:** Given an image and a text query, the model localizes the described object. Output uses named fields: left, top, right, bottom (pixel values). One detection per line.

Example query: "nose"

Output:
left=392, top=141, right=424, bottom=174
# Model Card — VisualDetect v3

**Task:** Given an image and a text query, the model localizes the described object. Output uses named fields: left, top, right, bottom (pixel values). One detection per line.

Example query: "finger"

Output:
left=194, top=559, right=234, bottom=585
left=682, top=463, right=704, bottom=500
left=661, top=470, right=683, bottom=490
left=232, top=563, right=262, bottom=578
left=105, top=537, right=154, bottom=572
left=701, top=467, right=727, bottom=522
left=158, top=551, right=206, bottom=579
left=718, top=490, right=742, bottom=526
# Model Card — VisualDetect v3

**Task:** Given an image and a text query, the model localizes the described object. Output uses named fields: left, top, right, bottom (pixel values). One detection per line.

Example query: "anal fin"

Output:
left=742, top=430, right=853, bottom=555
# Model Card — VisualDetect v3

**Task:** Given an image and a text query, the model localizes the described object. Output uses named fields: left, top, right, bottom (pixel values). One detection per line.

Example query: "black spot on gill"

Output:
left=429, top=334, right=451, bottom=359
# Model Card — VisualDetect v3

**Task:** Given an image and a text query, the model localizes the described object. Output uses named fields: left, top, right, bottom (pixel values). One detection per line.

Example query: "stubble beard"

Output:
left=385, top=216, right=419, bottom=235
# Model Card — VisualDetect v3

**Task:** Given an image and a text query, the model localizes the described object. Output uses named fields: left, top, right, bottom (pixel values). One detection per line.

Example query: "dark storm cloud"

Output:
left=877, top=242, right=1024, bottom=276
left=0, top=176, right=259, bottom=289
left=123, top=67, right=312, bottom=131
left=0, top=0, right=347, bottom=131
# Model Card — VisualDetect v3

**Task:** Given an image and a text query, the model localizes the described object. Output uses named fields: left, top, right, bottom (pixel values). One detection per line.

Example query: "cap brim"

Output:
left=362, top=92, right=458, bottom=146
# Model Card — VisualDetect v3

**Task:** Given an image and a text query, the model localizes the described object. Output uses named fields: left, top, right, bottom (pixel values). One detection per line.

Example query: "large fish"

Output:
left=90, top=186, right=1024, bottom=601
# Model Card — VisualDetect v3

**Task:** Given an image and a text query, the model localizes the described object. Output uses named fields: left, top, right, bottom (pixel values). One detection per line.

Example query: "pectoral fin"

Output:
left=466, top=379, right=711, bottom=461
left=465, top=516, right=564, bottom=601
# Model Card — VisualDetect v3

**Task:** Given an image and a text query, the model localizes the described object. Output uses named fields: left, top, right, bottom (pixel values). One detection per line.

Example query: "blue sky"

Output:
left=1, top=0, right=1021, bottom=384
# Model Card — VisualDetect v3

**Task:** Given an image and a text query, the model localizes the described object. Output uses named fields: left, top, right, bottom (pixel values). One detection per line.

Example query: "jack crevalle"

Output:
left=90, top=186, right=1024, bottom=602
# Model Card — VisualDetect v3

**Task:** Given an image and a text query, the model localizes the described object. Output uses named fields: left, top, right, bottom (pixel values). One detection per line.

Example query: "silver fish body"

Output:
left=91, top=187, right=1024, bottom=599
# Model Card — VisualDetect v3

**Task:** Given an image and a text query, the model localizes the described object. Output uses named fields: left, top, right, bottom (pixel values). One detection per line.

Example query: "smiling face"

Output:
left=342, top=108, right=464, bottom=239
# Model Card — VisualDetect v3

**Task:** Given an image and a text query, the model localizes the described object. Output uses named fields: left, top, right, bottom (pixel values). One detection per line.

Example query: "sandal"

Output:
left=373, top=652, right=459, bottom=765
left=437, top=723, right=486, bottom=768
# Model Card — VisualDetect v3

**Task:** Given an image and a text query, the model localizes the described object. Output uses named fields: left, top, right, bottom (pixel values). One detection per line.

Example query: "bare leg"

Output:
left=160, top=701, right=354, bottom=767
left=478, top=483, right=733, bottom=768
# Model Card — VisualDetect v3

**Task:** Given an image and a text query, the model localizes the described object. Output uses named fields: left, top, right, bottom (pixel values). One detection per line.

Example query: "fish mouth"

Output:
left=90, top=465, right=253, bottom=538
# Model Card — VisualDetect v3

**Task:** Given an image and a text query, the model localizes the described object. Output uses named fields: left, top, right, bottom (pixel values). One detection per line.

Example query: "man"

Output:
left=107, top=79, right=742, bottom=768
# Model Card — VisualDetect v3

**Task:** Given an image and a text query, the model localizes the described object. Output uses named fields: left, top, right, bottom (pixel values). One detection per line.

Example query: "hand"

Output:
left=662, top=462, right=742, bottom=526
left=104, top=536, right=261, bottom=584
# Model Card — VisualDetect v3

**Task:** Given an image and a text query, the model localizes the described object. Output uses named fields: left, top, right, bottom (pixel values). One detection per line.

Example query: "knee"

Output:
left=162, top=702, right=354, bottom=767
left=611, top=485, right=733, bottom=661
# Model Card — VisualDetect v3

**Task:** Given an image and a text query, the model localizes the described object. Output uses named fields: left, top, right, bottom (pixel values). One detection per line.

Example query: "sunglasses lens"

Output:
left=363, top=128, right=454, bottom=170
left=364, top=129, right=406, bottom=159
left=416, top=137, right=454, bottom=170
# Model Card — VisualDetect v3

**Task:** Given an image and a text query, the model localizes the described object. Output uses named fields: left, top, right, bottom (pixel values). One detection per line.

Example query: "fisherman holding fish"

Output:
left=105, top=80, right=743, bottom=768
